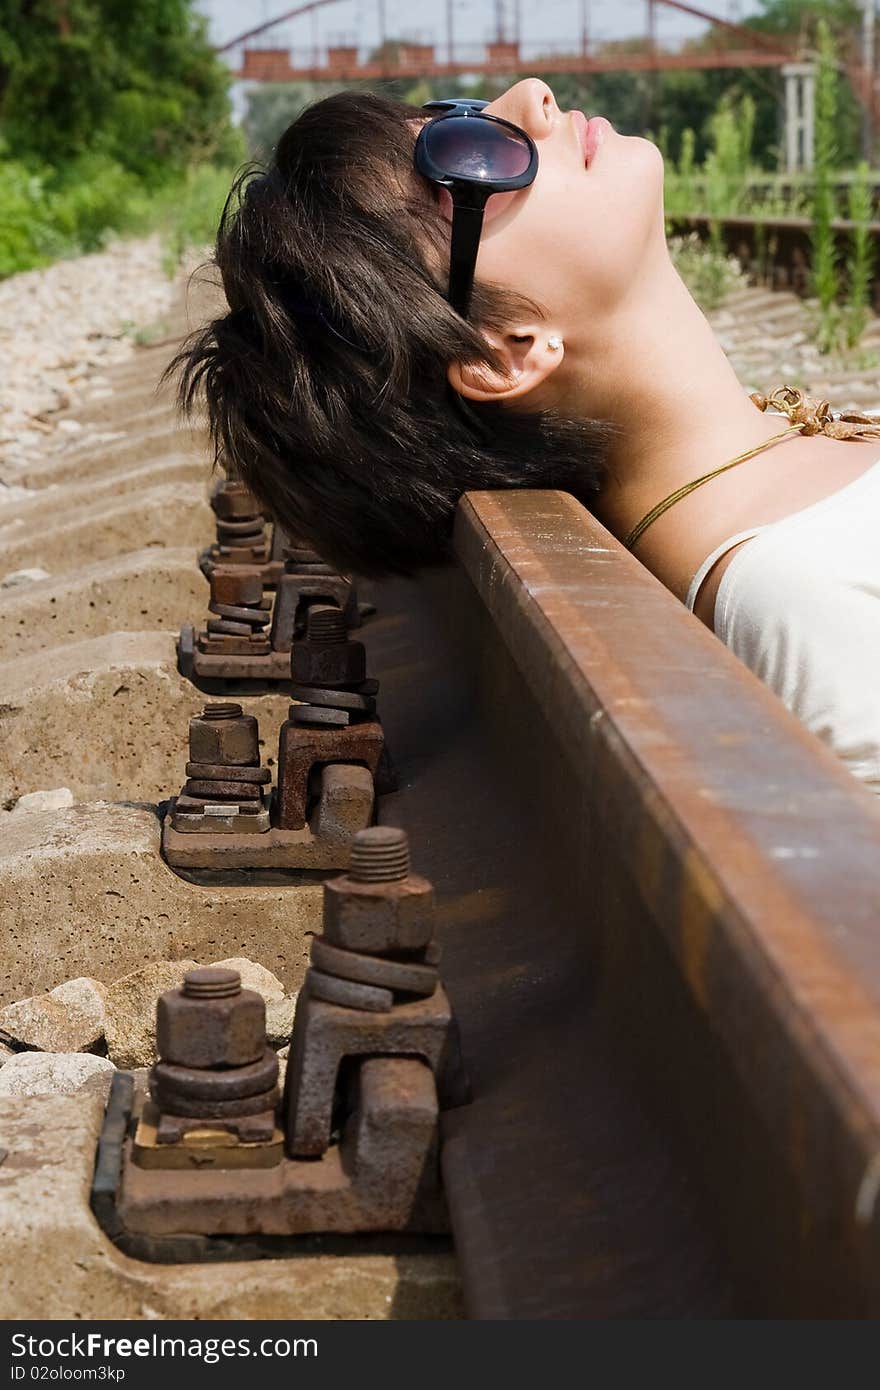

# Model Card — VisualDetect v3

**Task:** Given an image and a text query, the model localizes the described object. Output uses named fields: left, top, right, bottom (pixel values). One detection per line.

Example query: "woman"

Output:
left=173, top=79, right=880, bottom=792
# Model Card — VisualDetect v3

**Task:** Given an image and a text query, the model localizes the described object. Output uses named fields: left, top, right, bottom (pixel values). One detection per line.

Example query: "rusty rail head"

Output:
left=451, top=489, right=880, bottom=1303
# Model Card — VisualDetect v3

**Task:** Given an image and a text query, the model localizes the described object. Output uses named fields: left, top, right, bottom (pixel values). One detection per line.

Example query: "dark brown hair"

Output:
left=168, top=90, right=616, bottom=576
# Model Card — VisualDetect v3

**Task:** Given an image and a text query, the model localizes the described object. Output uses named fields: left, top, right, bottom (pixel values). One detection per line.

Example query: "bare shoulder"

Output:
left=691, top=435, right=880, bottom=630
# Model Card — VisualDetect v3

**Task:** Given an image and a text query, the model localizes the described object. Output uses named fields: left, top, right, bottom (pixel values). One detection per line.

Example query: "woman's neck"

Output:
left=563, top=247, right=788, bottom=543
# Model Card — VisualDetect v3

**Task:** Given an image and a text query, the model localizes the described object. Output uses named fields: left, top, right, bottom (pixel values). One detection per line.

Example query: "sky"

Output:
left=194, top=0, right=766, bottom=59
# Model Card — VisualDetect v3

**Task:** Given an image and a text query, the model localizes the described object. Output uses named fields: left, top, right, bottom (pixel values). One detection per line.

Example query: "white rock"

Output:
left=0, top=483, right=36, bottom=504
left=0, top=1042, right=13, bottom=1065
left=11, top=787, right=74, bottom=813
left=0, top=234, right=177, bottom=476
left=48, top=977, right=107, bottom=1046
left=103, top=959, right=199, bottom=1068
left=0, top=1051, right=114, bottom=1097
left=0, top=568, right=50, bottom=588
left=265, top=993, right=298, bottom=1046
left=0, top=976, right=106, bottom=1052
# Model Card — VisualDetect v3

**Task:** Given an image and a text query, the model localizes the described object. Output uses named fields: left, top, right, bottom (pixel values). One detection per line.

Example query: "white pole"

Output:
left=862, top=0, right=876, bottom=163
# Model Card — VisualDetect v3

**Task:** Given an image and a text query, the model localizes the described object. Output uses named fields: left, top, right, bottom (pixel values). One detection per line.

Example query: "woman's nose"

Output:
left=485, top=79, right=559, bottom=139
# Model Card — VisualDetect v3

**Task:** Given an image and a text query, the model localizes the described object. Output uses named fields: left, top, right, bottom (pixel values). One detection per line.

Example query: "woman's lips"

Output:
left=572, top=109, right=590, bottom=163
left=581, top=114, right=614, bottom=166
left=572, top=109, right=614, bottom=167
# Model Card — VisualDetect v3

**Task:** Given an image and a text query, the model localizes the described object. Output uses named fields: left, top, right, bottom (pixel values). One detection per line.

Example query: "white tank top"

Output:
left=685, top=459, right=880, bottom=794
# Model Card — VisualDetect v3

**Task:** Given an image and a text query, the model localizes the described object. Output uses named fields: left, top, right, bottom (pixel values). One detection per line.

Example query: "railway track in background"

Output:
left=667, top=211, right=880, bottom=313
left=2, top=287, right=880, bottom=1319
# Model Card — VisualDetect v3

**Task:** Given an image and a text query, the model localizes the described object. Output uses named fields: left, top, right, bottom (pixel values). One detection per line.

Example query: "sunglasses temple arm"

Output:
left=448, top=201, right=487, bottom=319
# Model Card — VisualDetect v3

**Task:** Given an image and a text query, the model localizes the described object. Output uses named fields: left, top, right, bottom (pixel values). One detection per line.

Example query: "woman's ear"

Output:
left=448, top=327, right=564, bottom=403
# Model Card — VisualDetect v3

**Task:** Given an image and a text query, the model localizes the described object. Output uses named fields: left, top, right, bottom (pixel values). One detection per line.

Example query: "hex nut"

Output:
left=210, top=566, right=264, bottom=607
left=212, top=484, right=261, bottom=520
left=189, top=713, right=260, bottom=765
left=322, top=874, right=435, bottom=954
left=156, top=986, right=266, bottom=1069
left=291, top=639, right=367, bottom=689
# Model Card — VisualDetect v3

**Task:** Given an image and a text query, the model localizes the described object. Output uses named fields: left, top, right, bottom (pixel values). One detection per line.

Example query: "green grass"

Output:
left=0, top=153, right=236, bottom=281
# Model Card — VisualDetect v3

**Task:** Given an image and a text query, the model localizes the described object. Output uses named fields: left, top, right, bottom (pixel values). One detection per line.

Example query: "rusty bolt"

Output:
left=209, top=566, right=264, bottom=608
left=189, top=703, right=260, bottom=765
left=291, top=607, right=366, bottom=688
left=306, top=607, right=346, bottom=643
left=156, top=967, right=266, bottom=1069
left=211, top=481, right=262, bottom=520
left=322, top=827, right=435, bottom=954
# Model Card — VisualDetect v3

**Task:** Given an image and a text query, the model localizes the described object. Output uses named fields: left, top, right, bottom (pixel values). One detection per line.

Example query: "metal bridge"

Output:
left=218, top=0, right=798, bottom=83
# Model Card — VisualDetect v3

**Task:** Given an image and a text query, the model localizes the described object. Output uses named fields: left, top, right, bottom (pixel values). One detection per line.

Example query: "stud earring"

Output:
left=547, top=335, right=563, bottom=352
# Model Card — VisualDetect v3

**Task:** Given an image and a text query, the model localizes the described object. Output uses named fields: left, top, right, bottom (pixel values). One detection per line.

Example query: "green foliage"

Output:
left=153, top=161, right=242, bottom=277
left=0, top=150, right=147, bottom=277
left=0, top=150, right=240, bottom=279
left=675, top=127, right=696, bottom=209
left=664, top=91, right=761, bottom=219
left=748, top=0, right=862, bottom=39
left=843, top=160, right=876, bottom=347
left=0, top=159, right=68, bottom=277
left=668, top=231, right=746, bottom=312
left=705, top=92, right=756, bottom=215
left=0, top=1, right=239, bottom=183
left=245, top=82, right=323, bottom=160
left=0, top=0, right=243, bottom=279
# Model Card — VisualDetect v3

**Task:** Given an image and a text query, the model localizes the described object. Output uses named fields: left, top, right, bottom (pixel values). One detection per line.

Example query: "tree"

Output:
left=0, top=0, right=240, bottom=182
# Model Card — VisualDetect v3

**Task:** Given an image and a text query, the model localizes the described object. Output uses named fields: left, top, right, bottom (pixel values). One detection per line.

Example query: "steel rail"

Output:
left=369, top=489, right=880, bottom=1317
left=667, top=211, right=880, bottom=312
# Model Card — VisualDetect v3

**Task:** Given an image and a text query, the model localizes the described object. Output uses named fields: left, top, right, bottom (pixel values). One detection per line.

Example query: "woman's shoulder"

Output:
left=692, top=445, right=880, bottom=629
left=716, top=459, right=880, bottom=635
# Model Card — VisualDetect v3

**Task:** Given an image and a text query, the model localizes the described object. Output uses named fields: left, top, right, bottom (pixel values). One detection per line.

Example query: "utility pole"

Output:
left=862, top=0, right=876, bottom=163
left=496, top=0, right=506, bottom=44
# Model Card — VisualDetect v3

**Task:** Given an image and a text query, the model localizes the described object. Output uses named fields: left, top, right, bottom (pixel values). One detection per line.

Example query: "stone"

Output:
left=3, top=548, right=205, bottom=657
left=11, top=787, right=74, bottom=814
left=49, top=977, right=107, bottom=1046
left=266, top=993, right=298, bottom=1046
left=0, top=483, right=211, bottom=577
left=0, top=803, right=319, bottom=1005
left=1, top=568, right=50, bottom=588
left=104, top=959, right=199, bottom=1068
left=0, top=1043, right=13, bottom=1065
left=0, top=634, right=289, bottom=805
left=0, top=976, right=106, bottom=1052
left=0, top=1052, right=114, bottom=1097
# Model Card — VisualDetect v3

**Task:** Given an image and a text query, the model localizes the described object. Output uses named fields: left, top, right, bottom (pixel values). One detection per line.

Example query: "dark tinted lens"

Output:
left=425, top=116, right=531, bottom=180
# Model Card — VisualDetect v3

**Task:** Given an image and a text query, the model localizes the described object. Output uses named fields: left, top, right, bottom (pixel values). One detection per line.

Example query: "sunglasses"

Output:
left=414, top=99, right=538, bottom=319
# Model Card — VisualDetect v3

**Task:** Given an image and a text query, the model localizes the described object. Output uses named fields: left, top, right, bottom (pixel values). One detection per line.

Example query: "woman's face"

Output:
left=460, top=79, right=666, bottom=330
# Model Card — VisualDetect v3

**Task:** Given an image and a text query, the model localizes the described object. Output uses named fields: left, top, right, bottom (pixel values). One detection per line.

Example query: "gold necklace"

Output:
left=623, top=385, right=880, bottom=552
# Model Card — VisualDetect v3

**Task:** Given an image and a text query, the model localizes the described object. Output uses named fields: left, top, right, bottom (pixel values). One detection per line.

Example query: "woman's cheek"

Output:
left=483, top=190, right=518, bottom=222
